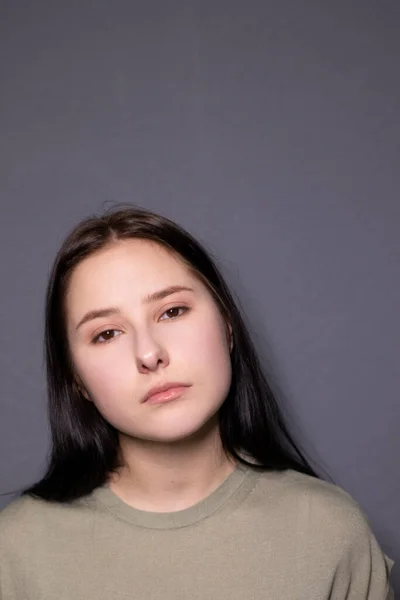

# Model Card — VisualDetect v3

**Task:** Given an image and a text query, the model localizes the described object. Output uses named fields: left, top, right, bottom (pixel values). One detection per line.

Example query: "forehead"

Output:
left=66, top=239, right=200, bottom=307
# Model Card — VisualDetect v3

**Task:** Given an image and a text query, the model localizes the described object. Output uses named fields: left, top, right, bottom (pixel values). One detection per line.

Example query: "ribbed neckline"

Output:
left=90, top=462, right=259, bottom=529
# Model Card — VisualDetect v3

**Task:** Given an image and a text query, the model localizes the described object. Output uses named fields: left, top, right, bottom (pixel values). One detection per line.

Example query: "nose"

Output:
left=134, top=328, right=169, bottom=373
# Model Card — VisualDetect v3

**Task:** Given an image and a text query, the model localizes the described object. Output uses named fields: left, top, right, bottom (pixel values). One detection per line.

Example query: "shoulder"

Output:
left=0, top=494, right=53, bottom=541
left=281, top=469, right=366, bottom=526
left=0, top=493, right=91, bottom=553
left=246, top=467, right=384, bottom=552
left=253, top=466, right=359, bottom=506
left=0, top=492, right=81, bottom=523
left=0, top=494, right=43, bottom=532
left=251, top=468, right=394, bottom=572
left=285, top=470, right=389, bottom=549
left=254, top=468, right=366, bottom=521
left=0, top=495, right=45, bottom=563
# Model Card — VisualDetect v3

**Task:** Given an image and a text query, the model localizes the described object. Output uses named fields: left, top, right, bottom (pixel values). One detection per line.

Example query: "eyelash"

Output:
left=91, top=306, right=189, bottom=344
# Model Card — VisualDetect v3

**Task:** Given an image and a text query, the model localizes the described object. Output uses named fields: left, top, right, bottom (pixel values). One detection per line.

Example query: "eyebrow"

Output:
left=75, top=285, right=195, bottom=330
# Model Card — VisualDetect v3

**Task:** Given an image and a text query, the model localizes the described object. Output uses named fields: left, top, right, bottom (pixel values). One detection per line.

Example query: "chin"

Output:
left=142, top=413, right=220, bottom=444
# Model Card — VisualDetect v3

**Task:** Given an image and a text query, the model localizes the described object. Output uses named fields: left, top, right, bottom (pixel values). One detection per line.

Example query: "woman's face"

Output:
left=65, top=239, right=232, bottom=443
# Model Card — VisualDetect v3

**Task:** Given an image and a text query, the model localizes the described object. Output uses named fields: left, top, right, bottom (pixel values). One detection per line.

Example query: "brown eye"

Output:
left=93, top=329, right=122, bottom=344
left=102, top=330, right=114, bottom=340
left=159, top=306, right=188, bottom=321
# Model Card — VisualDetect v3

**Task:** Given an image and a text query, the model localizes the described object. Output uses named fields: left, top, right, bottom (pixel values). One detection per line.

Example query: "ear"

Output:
left=227, top=323, right=233, bottom=353
left=74, top=376, right=91, bottom=402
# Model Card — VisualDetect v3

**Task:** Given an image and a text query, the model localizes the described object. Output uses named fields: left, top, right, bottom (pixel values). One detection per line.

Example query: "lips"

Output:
left=142, top=382, right=191, bottom=404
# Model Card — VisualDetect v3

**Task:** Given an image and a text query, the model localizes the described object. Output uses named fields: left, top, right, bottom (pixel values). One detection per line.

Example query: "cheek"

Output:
left=179, top=314, right=232, bottom=393
left=72, top=342, right=133, bottom=406
left=187, top=321, right=228, bottom=365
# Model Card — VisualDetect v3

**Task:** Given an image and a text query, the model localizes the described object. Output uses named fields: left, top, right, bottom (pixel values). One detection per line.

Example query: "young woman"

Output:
left=0, top=207, right=394, bottom=599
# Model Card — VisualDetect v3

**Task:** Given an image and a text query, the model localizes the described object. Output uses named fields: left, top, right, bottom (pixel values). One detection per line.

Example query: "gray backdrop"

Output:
left=1, top=0, right=399, bottom=592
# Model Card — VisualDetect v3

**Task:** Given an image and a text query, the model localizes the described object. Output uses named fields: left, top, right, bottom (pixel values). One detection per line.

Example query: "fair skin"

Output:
left=65, top=239, right=236, bottom=512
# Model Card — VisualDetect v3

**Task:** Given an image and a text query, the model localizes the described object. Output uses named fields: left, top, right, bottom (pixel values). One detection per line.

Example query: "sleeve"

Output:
left=329, top=512, right=395, bottom=599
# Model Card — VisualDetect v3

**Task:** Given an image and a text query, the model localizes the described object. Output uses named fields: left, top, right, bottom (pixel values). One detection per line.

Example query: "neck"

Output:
left=108, top=418, right=236, bottom=512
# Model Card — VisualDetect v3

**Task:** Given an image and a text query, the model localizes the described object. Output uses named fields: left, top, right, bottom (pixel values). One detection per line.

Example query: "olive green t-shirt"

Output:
left=0, top=464, right=395, bottom=599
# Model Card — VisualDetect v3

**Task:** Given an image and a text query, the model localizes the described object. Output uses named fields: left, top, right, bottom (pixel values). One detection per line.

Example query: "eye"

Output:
left=92, top=329, right=122, bottom=344
left=159, top=306, right=189, bottom=321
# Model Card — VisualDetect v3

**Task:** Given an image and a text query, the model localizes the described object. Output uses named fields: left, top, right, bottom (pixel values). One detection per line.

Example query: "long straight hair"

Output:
left=22, top=206, right=322, bottom=502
